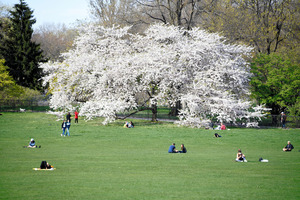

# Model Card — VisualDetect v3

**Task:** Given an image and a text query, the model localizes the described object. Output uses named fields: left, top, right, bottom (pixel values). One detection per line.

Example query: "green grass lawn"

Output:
left=0, top=112, right=299, bottom=199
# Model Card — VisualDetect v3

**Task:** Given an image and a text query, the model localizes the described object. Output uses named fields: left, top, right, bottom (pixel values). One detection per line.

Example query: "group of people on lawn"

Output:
left=123, top=121, right=134, bottom=128
left=26, top=113, right=294, bottom=169
left=168, top=143, right=187, bottom=153
left=235, top=140, right=294, bottom=162
left=167, top=137, right=294, bottom=162
left=61, top=110, right=79, bottom=136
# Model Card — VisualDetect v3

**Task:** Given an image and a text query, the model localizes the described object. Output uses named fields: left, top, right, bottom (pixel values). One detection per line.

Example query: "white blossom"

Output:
left=41, top=23, right=266, bottom=127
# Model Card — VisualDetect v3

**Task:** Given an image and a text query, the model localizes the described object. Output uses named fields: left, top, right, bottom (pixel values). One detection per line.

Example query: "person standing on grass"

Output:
left=66, top=120, right=71, bottom=136
left=168, top=143, right=178, bottom=153
left=66, top=112, right=71, bottom=123
left=61, top=120, right=66, bottom=136
left=281, top=112, right=287, bottom=128
left=74, top=110, right=79, bottom=123
left=283, top=141, right=294, bottom=151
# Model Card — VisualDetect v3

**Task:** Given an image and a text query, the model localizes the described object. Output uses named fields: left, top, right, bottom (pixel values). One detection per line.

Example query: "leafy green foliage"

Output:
left=0, top=58, right=44, bottom=101
left=250, top=53, right=300, bottom=115
left=0, top=59, right=24, bottom=99
left=0, top=0, right=45, bottom=90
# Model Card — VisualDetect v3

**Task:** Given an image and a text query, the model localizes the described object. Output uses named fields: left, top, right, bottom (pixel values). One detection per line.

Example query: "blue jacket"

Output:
left=66, top=122, right=71, bottom=129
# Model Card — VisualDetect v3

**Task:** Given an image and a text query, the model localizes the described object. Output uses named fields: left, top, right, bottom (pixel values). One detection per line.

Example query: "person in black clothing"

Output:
left=178, top=144, right=187, bottom=153
left=66, top=112, right=71, bottom=123
left=40, top=161, right=53, bottom=169
left=281, top=112, right=287, bottom=128
left=283, top=141, right=294, bottom=151
left=61, top=120, right=67, bottom=136
left=214, top=133, right=222, bottom=137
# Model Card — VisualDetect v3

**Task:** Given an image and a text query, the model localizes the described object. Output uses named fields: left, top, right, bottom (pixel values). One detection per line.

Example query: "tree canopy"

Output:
left=250, top=53, right=300, bottom=116
left=0, top=0, right=45, bottom=90
left=41, top=24, right=266, bottom=127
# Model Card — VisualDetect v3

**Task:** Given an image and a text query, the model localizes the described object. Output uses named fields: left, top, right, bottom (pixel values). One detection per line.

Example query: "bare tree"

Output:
left=89, top=0, right=217, bottom=30
left=202, top=0, right=300, bottom=54
left=32, top=23, right=78, bottom=61
left=136, top=0, right=206, bottom=30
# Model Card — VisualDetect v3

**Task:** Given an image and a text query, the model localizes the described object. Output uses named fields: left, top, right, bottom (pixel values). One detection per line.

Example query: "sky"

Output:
left=0, top=0, right=91, bottom=29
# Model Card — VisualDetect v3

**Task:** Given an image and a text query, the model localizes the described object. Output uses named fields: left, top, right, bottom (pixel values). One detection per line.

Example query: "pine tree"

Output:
left=0, top=0, right=45, bottom=90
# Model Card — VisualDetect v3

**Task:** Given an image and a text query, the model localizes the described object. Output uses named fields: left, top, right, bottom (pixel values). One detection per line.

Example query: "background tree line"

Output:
left=0, top=0, right=299, bottom=119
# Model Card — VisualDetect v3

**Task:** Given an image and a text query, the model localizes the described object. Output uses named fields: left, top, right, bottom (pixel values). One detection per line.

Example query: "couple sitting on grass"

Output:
left=168, top=143, right=187, bottom=153
left=124, top=121, right=134, bottom=128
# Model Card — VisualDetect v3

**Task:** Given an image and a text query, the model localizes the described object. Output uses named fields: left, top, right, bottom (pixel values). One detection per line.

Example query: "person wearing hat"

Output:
left=28, top=138, right=37, bottom=148
left=168, top=143, right=178, bottom=153
left=281, top=112, right=287, bottom=128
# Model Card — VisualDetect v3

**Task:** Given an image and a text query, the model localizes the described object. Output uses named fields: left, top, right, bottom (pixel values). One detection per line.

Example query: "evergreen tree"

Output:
left=0, top=0, right=45, bottom=90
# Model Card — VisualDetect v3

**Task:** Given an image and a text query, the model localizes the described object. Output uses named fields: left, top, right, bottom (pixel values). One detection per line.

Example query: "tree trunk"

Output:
left=169, top=101, right=181, bottom=116
left=151, top=104, right=157, bottom=122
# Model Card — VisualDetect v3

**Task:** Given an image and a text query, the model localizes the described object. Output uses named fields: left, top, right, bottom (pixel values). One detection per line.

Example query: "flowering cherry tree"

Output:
left=41, top=24, right=265, bottom=126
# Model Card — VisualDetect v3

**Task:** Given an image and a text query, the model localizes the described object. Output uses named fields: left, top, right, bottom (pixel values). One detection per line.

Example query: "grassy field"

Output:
left=0, top=112, right=299, bottom=200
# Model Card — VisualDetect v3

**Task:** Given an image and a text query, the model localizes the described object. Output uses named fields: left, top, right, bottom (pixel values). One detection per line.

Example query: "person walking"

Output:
left=66, top=120, right=71, bottom=136
left=61, top=120, right=67, bottom=136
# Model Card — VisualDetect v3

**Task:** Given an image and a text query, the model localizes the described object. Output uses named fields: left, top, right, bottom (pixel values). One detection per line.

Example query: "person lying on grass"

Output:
left=236, top=149, right=247, bottom=162
left=40, top=161, right=53, bottom=169
left=283, top=141, right=294, bottom=152
left=168, top=143, right=178, bottom=153
left=214, top=133, right=222, bottom=137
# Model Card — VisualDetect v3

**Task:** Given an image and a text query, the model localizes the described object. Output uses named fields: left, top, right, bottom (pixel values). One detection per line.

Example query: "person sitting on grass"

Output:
left=236, top=149, right=247, bottom=162
left=214, top=133, right=222, bottom=137
left=178, top=144, right=187, bottom=153
left=283, top=141, right=294, bottom=152
left=128, top=121, right=134, bottom=128
left=123, top=121, right=129, bottom=128
left=25, top=138, right=40, bottom=148
left=221, top=122, right=226, bottom=130
left=168, top=143, right=178, bottom=153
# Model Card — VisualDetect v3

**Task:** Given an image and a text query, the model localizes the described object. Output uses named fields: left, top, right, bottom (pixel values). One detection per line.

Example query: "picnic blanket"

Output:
left=33, top=168, right=56, bottom=171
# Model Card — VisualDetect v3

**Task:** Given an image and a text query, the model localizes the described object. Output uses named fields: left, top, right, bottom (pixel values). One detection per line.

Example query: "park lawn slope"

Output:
left=0, top=112, right=299, bottom=199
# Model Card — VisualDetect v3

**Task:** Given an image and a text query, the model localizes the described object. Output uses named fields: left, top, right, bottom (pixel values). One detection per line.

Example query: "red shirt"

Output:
left=74, top=111, right=78, bottom=119
left=221, top=124, right=226, bottom=130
